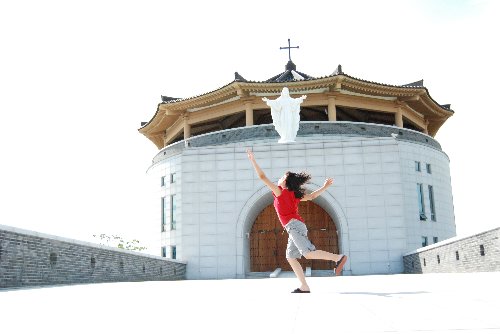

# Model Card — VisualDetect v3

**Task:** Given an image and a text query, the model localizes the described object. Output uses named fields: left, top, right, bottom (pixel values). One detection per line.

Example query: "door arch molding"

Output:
left=250, top=201, right=338, bottom=272
left=235, top=183, right=350, bottom=277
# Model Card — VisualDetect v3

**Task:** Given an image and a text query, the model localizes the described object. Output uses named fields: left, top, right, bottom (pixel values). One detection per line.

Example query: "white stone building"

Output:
left=139, top=60, right=456, bottom=279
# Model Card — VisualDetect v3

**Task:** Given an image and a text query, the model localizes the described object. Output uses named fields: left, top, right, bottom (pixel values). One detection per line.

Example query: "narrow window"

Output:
left=421, top=236, right=428, bottom=247
left=428, top=185, right=436, bottom=221
left=423, top=258, right=426, bottom=266
left=161, top=176, right=166, bottom=187
left=426, top=163, right=432, bottom=174
left=170, top=173, right=176, bottom=184
left=49, top=252, right=57, bottom=267
left=456, top=251, right=459, bottom=260
left=415, top=161, right=421, bottom=172
left=161, top=197, right=167, bottom=232
left=170, top=195, right=176, bottom=230
left=161, top=246, right=167, bottom=257
left=480, top=245, right=485, bottom=256
left=417, top=183, right=427, bottom=220
left=171, top=246, right=177, bottom=260
left=437, top=255, right=440, bottom=264
left=433, top=236, right=438, bottom=244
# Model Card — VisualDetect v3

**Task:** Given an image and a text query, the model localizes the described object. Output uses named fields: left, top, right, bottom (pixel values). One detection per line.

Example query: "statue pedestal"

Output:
left=278, top=138, right=295, bottom=144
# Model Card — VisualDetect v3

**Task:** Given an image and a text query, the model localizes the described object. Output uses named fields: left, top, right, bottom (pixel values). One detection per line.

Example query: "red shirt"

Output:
left=273, top=187, right=304, bottom=227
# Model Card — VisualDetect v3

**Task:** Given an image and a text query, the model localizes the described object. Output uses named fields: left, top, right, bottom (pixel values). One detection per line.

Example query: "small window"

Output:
left=415, top=161, right=421, bottom=172
left=170, top=195, right=176, bottom=230
left=161, top=197, right=167, bottom=232
left=426, top=163, right=432, bottom=174
left=171, top=246, right=177, bottom=260
left=417, top=184, right=426, bottom=220
left=50, top=252, right=57, bottom=267
left=428, top=185, right=436, bottom=221
left=456, top=251, right=460, bottom=260
left=433, top=236, right=438, bottom=244
left=421, top=236, right=428, bottom=247
left=480, top=245, right=485, bottom=256
left=170, top=173, right=176, bottom=184
left=161, top=246, right=167, bottom=257
left=161, top=176, right=166, bottom=187
left=437, top=255, right=440, bottom=264
left=423, top=258, right=426, bottom=266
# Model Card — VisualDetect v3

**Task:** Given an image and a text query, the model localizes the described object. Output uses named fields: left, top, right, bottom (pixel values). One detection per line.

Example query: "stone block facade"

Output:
left=151, top=122, right=456, bottom=279
left=0, top=224, right=186, bottom=289
left=403, top=227, right=500, bottom=273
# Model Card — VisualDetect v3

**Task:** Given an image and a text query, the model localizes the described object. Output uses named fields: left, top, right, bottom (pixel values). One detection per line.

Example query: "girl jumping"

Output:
left=247, top=148, right=347, bottom=293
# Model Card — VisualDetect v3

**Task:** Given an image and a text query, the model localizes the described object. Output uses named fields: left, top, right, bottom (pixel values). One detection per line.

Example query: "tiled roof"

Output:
left=402, top=80, right=424, bottom=87
left=161, top=95, right=182, bottom=103
left=234, top=72, right=247, bottom=82
left=265, top=60, right=315, bottom=82
left=155, top=62, right=452, bottom=113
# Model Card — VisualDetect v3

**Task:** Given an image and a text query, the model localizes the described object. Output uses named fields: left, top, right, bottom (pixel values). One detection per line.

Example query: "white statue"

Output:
left=262, top=87, right=306, bottom=143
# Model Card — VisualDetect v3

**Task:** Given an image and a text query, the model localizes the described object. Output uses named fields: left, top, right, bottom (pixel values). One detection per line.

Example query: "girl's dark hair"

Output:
left=285, top=171, right=311, bottom=199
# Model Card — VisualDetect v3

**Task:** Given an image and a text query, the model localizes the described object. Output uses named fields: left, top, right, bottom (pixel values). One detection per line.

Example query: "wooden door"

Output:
left=250, top=201, right=338, bottom=272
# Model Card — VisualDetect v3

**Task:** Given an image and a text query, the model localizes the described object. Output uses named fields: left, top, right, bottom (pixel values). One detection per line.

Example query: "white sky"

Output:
left=1, top=0, right=499, bottom=255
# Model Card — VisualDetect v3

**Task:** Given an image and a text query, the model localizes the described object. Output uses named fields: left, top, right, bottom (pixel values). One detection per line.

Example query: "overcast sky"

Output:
left=1, top=0, right=498, bottom=254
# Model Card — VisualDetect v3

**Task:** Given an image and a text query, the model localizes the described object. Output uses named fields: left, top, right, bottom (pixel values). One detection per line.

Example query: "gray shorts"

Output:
left=285, top=219, right=316, bottom=259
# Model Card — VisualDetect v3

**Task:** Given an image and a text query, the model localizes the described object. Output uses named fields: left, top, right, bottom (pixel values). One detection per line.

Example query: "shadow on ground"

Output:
left=340, top=290, right=429, bottom=297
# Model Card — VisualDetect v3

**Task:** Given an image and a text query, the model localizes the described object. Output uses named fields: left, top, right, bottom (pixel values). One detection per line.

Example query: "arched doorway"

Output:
left=250, top=201, right=339, bottom=272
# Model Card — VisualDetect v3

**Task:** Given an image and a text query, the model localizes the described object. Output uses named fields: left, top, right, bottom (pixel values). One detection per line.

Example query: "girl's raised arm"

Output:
left=301, top=178, right=333, bottom=201
left=246, top=149, right=281, bottom=197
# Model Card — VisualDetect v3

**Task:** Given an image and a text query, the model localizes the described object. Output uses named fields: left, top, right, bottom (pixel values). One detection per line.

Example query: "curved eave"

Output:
left=138, top=103, right=178, bottom=149
left=160, top=81, right=239, bottom=111
left=338, top=75, right=454, bottom=135
left=139, top=72, right=454, bottom=147
left=340, top=75, right=453, bottom=114
left=239, top=75, right=454, bottom=122
left=138, top=82, right=239, bottom=148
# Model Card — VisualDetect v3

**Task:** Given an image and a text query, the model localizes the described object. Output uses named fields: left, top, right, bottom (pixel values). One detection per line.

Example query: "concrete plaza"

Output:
left=1, top=272, right=499, bottom=333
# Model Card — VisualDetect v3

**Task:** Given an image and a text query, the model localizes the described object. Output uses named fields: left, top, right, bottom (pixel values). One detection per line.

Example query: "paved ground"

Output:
left=1, top=272, right=499, bottom=334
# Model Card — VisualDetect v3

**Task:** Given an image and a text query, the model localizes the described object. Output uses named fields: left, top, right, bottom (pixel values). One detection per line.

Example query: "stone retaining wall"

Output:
left=403, top=227, right=500, bottom=273
left=0, top=225, right=186, bottom=289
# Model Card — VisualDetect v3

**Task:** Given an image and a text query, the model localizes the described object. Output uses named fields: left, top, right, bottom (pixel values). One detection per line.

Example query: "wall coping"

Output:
left=404, top=227, right=500, bottom=256
left=150, top=121, right=443, bottom=168
left=0, top=224, right=186, bottom=264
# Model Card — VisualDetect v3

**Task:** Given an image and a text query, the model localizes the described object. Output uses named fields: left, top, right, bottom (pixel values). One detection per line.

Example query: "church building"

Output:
left=139, top=46, right=456, bottom=279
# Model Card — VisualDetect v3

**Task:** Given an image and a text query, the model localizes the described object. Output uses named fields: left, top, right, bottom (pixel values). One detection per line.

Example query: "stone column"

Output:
left=183, top=115, right=191, bottom=139
left=245, top=101, right=254, bottom=126
left=327, top=96, right=337, bottom=121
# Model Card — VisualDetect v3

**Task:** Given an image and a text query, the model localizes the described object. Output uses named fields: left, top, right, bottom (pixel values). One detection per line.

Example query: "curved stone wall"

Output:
left=151, top=128, right=455, bottom=278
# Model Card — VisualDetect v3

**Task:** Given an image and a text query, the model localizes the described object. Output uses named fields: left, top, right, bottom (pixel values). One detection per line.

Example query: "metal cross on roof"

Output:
left=280, top=38, right=299, bottom=62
